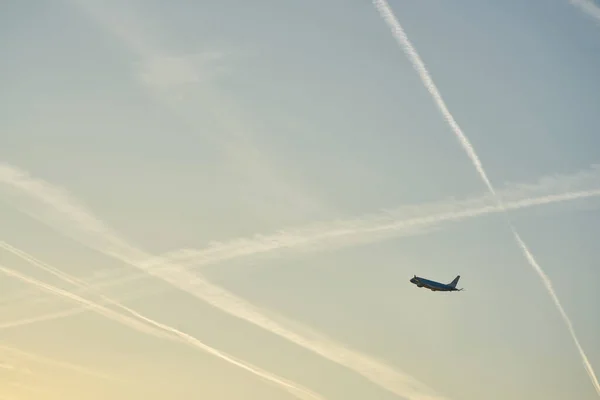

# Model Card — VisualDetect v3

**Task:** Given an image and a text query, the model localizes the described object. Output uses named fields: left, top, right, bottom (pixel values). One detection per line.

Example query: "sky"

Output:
left=1, top=0, right=600, bottom=399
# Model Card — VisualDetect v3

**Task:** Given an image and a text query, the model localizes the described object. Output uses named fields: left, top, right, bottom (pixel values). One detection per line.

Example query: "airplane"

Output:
left=409, top=274, right=463, bottom=292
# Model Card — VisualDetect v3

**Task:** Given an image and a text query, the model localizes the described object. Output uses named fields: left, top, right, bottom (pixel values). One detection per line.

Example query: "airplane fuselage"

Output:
left=410, top=276, right=460, bottom=292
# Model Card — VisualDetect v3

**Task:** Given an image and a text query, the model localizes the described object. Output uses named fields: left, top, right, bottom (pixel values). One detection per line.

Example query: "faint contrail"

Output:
left=0, top=363, right=18, bottom=371
left=5, top=186, right=600, bottom=331
left=4, top=245, right=442, bottom=400
left=3, top=162, right=600, bottom=314
left=7, top=381, right=49, bottom=396
left=160, top=187, right=600, bottom=269
left=0, top=285, right=168, bottom=331
left=0, top=263, right=182, bottom=344
left=570, top=0, right=600, bottom=24
left=0, top=262, right=325, bottom=400
left=0, top=261, right=171, bottom=342
left=372, top=0, right=600, bottom=396
left=3, top=163, right=600, bottom=398
left=0, top=361, right=32, bottom=375
left=0, top=344, right=117, bottom=382
left=0, top=164, right=448, bottom=399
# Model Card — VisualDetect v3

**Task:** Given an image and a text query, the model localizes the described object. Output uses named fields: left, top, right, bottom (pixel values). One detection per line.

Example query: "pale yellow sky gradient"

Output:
left=2, top=1, right=600, bottom=399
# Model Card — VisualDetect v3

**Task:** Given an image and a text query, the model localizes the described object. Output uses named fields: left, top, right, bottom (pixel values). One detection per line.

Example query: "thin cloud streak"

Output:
left=0, top=361, right=31, bottom=376
left=0, top=164, right=448, bottom=400
left=0, top=162, right=588, bottom=317
left=69, top=0, right=327, bottom=219
left=6, top=165, right=600, bottom=331
left=3, top=162, right=600, bottom=302
left=4, top=163, right=600, bottom=314
left=0, top=285, right=168, bottom=331
left=52, top=3, right=600, bottom=396
left=372, top=0, right=600, bottom=396
left=5, top=186, right=600, bottom=343
left=0, top=344, right=115, bottom=382
left=570, top=0, right=600, bottom=24
left=0, top=262, right=173, bottom=344
left=161, top=187, right=600, bottom=270
left=0, top=260, right=325, bottom=400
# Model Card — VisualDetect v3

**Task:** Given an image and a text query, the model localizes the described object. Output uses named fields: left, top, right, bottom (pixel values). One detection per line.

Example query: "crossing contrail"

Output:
left=5, top=183, right=600, bottom=332
left=0, top=162, right=449, bottom=400
left=372, top=0, right=600, bottom=396
left=3, top=160, right=600, bottom=313
left=0, top=285, right=168, bottom=331
left=157, top=187, right=600, bottom=270
left=0, top=344, right=118, bottom=382
left=0, top=260, right=325, bottom=400
left=5, top=165, right=600, bottom=397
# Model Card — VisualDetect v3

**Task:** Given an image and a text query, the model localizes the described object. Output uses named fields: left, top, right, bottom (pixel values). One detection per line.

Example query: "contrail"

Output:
left=0, top=361, right=32, bottom=376
left=0, top=285, right=168, bottom=331
left=570, top=0, right=600, bottom=24
left=5, top=243, right=443, bottom=400
left=0, top=164, right=448, bottom=399
left=372, top=0, right=600, bottom=396
left=3, top=163, right=600, bottom=399
left=0, top=344, right=117, bottom=382
left=0, top=363, right=19, bottom=371
left=0, top=261, right=172, bottom=343
left=158, top=187, right=600, bottom=270
left=0, top=262, right=325, bottom=400
left=0, top=256, right=163, bottom=311
left=68, top=0, right=328, bottom=221
left=0, top=263, right=187, bottom=343
left=0, top=240, right=162, bottom=321
left=4, top=185, right=600, bottom=335
left=7, top=381, right=49, bottom=396
left=3, top=161, right=600, bottom=314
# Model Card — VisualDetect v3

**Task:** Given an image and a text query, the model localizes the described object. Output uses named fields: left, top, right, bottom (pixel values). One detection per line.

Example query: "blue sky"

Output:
left=1, top=1, right=600, bottom=399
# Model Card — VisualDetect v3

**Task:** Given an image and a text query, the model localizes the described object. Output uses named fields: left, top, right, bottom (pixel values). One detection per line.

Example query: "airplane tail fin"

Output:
left=448, top=275, right=460, bottom=288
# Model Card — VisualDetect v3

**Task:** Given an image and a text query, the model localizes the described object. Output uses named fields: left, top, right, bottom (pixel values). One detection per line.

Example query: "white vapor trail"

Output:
left=0, top=285, right=168, bottom=331
left=0, top=185, right=592, bottom=338
left=3, top=182, right=600, bottom=334
left=4, top=185, right=600, bottom=344
left=3, top=163, right=600, bottom=398
left=0, top=360, right=32, bottom=376
left=0, top=344, right=115, bottom=382
left=0, top=185, right=589, bottom=325
left=0, top=163, right=448, bottom=400
left=570, top=0, right=600, bottom=24
left=372, top=0, right=600, bottom=396
left=0, top=164, right=600, bottom=314
left=158, top=187, right=600, bottom=270
left=0, top=260, right=324, bottom=400
left=5, top=164, right=600, bottom=314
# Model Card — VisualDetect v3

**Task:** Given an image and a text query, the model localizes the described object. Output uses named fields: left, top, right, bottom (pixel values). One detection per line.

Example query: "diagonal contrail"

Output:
left=4, top=185, right=600, bottom=345
left=570, top=0, right=600, bottom=24
left=10, top=256, right=443, bottom=398
left=0, top=284, right=169, bottom=331
left=0, top=163, right=448, bottom=400
left=0, top=344, right=118, bottom=382
left=3, top=162, right=600, bottom=396
left=372, top=0, right=600, bottom=396
left=158, top=187, right=600, bottom=270
left=0, top=188, right=592, bottom=320
left=0, top=260, right=325, bottom=400
left=3, top=160, right=600, bottom=314
left=6, top=183, right=600, bottom=332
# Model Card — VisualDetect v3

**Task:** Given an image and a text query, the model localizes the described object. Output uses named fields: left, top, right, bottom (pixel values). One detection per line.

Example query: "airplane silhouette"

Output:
left=410, top=274, right=463, bottom=292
